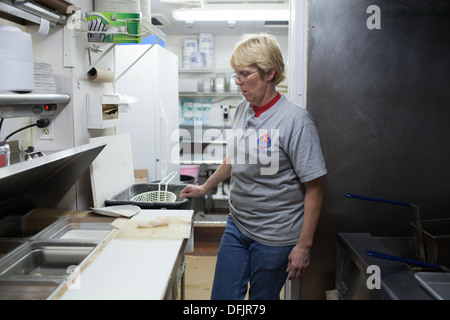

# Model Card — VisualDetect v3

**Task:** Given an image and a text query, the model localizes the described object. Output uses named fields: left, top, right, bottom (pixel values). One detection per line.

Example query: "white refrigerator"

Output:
left=115, top=44, right=180, bottom=182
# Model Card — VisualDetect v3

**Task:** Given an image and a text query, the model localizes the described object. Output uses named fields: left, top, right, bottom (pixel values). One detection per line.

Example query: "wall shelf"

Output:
left=179, top=91, right=241, bottom=98
left=0, top=0, right=66, bottom=26
left=0, top=92, right=71, bottom=118
left=179, top=69, right=232, bottom=74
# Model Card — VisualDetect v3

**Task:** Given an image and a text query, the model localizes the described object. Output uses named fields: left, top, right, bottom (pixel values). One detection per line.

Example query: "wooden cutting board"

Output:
left=88, top=134, right=135, bottom=208
left=115, top=216, right=192, bottom=240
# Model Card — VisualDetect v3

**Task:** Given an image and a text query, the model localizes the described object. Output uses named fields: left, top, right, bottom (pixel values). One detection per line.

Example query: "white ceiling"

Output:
left=151, top=0, right=290, bottom=36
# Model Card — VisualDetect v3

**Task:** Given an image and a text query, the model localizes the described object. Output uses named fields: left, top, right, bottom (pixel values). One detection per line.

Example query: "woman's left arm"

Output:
left=287, top=177, right=324, bottom=279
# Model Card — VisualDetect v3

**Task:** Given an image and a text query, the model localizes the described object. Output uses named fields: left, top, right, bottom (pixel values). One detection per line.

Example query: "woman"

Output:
left=180, top=34, right=327, bottom=300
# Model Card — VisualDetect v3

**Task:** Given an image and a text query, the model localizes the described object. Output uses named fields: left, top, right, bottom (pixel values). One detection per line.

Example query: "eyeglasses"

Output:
left=232, top=70, right=259, bottom=82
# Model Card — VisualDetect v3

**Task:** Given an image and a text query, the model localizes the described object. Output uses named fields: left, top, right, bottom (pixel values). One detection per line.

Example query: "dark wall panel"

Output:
left=304, top=0, right=450, bottom=299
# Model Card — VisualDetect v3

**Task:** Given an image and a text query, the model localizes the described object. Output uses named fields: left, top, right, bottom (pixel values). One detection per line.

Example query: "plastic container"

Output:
left=199, top=33, right=214, bottom=69
left=0, top=142, right=10, bottom=168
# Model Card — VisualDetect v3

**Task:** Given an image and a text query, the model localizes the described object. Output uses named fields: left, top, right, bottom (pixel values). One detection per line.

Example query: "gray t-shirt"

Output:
left=227, top=94, right=327, bottom=246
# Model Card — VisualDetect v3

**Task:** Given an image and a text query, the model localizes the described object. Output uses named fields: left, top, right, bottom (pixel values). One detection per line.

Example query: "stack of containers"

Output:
left=199, top=33, right=215, bottom=69
left=140, top=0, right=151, bottom=20
left=94, top=0, right=140, bottom=12
left=182, top=37, right=198, bottom=69
left=33, top=62, right=56, bottom=93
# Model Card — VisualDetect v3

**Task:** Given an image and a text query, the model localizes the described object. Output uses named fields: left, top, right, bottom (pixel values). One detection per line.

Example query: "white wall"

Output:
left=0, top=0, right=116, bottom=210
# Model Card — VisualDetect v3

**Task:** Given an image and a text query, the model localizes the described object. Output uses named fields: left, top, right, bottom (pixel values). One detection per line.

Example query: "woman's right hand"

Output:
left=180, top=184, right=206, bottom=199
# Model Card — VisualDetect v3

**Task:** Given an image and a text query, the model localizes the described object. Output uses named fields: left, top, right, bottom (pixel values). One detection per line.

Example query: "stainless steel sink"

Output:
left=37, top=217, right=115, bottom=242
left=0, top=242, right=97, bottom=278
left=0, top=215, right=54, bottom=239
left=0, top=239, right=26, bottom=260
left=0, top=279, right=64, bottom=300
left=0, top=216, right=116, bottom=298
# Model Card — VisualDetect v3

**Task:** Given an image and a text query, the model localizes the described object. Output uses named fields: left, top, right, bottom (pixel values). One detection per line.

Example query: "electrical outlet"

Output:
left=39, top=116, right=54, bottom=140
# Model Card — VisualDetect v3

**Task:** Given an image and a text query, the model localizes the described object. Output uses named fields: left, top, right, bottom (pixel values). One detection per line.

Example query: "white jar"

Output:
left=0, top=26, right=34, bottom=93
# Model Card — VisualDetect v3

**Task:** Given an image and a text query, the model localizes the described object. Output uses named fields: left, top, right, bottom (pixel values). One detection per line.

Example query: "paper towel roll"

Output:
left=88, top=68, right=115, bottom=83
left=29, top=18, right=50, bottom=39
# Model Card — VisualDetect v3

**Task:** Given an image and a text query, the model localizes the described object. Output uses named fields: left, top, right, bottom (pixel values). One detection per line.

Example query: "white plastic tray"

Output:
left=414, top=272, right=450, bottom=300
left=90, top=205, right=140, bottom=218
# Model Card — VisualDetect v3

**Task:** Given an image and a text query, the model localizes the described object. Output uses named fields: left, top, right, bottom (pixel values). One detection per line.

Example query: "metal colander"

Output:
left=131, top=171, right=177, bottom=203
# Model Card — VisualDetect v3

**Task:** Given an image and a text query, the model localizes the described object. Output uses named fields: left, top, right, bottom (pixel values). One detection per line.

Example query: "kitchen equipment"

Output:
left=0, top=239, right=26, bottom=260
left=0, top=26, right=34, bottom=93
left=336, top=233, right=433, bottom=300
left=365, top=250, right=450, bottom=272
left=410, top=218, right=450, bottom=267
left=0, top=215, right=49, bottom=239
left=0, top=242, right=97, bottom=278
left=131, top=171, right=177, bottom=202
left=0, top=279, right=64, bottom=300
left=36, top=216, right=116, bottom=242
left=115, top=42, right=180, bottom=183
left=414, top=272, right=450, bottom=300
left=105, top=183, right=190, bottom=209
left=344, top=193, right=426, bottom=261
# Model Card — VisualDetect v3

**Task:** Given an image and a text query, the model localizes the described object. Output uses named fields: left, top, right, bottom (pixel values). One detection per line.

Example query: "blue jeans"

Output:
left=211, top=217, right=294, bottom=300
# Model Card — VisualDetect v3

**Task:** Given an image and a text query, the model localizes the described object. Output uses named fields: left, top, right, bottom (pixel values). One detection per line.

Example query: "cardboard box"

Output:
left=86, top=12, right=141, bottom=43
left=134, top=169, right=148, bottom=183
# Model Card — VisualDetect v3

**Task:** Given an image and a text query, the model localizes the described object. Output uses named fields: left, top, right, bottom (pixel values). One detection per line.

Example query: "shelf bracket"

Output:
left=114, top=37, right=161, bottom=84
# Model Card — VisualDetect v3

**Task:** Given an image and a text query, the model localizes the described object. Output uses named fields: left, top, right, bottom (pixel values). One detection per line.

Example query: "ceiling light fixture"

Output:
left=173, top=9, right=289, bottom=21
left=172, top=3, right=289, bottom=22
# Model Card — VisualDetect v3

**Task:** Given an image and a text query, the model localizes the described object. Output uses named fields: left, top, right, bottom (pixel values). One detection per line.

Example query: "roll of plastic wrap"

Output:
left=94, top=0, right=140, bottom=13
left=88, top=68, right=115, bottom=83
left=28, top=18, right=50, bottom=39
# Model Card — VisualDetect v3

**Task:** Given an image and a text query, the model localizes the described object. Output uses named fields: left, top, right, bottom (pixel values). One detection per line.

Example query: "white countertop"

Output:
left=59, top=209, right=193, bottom=300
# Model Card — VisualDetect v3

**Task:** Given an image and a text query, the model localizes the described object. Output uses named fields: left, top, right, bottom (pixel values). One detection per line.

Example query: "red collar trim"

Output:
left=251, top=92, right=281, bottom=117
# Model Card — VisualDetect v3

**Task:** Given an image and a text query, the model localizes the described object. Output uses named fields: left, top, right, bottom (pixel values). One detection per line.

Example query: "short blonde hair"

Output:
left=230, top=33, right=286, bottom=86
